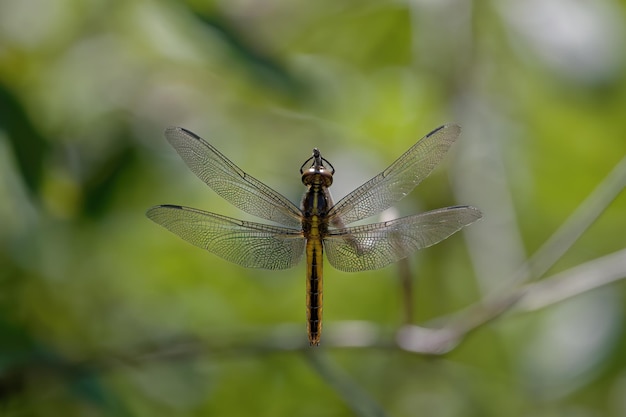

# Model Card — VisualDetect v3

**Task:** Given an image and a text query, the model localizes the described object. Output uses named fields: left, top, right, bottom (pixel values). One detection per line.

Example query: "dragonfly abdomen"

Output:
left=306, top=236, right=324, bottom=346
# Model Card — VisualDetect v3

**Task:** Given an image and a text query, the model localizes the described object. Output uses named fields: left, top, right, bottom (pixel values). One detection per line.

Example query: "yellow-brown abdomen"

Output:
left=305, top=235, right=324, bottom=346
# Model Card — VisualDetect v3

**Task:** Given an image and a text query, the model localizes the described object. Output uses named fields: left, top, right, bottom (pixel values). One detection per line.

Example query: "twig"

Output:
left=516, top=154, right=626, bottom=284
left=396, top=248, right=626, bottom=354
left=514, top=248, right=626, bottom=312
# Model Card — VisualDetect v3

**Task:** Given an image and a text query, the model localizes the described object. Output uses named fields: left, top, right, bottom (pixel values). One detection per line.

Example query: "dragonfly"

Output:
left=146, top=124, right=481, bottom=346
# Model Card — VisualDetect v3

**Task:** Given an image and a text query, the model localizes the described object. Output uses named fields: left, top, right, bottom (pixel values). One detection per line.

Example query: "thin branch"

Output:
left=515, top=154, right=626, bottom=284
left=397, top=248, right=626, bottom=354
left=514, top=248, right=626, bottom=312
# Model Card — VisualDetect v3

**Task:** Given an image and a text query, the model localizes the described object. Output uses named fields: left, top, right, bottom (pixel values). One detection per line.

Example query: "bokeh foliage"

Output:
left=1, top=0, right=626, bottom=416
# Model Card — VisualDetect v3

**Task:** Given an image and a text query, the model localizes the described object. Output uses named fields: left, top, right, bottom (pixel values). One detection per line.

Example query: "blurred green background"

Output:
left=1, top=0, right=626, bottom=416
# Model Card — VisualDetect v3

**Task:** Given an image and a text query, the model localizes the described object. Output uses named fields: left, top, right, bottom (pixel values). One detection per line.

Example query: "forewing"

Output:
left=147, top=205, right=305, bottom=270
left=165, top=127, right=302, bottom=228
left=327, top=124, right=461, bottom=225
left=324, top=206, right=481, bottom=272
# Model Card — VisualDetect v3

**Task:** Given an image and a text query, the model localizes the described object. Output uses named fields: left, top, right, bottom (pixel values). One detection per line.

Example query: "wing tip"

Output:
left=428, top=123, right=461, bottom=138
left=164, top=126, right=202, bottom=141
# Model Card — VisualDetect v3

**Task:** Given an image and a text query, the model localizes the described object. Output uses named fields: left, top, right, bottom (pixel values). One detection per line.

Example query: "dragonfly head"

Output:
left=300, top=148, right=335, bottom=187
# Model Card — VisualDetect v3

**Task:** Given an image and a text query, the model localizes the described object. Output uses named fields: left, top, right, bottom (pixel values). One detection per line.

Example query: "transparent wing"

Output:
left=147, top=205, right=305, bottom=270
left=165, top=127, right=303, bottom=228
left=327, top=124, right=461, bottom=226
left=323, top=206, right=481, bottom=272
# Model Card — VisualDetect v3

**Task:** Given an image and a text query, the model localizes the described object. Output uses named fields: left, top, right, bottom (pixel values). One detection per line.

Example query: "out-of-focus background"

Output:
left=1, top=0, right=626, bottom=416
